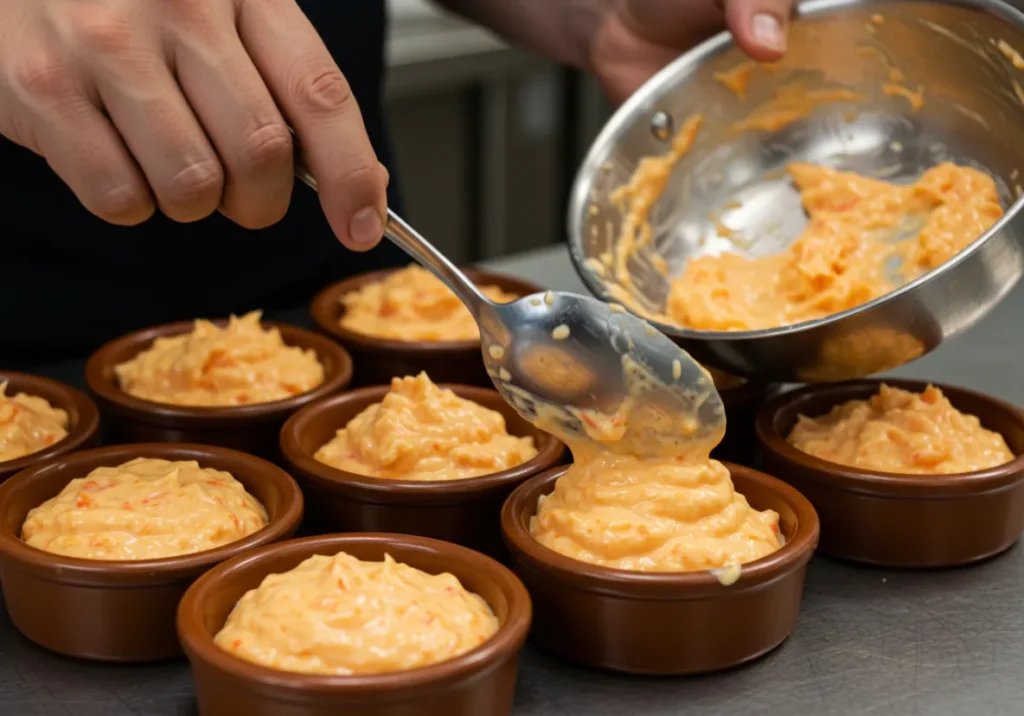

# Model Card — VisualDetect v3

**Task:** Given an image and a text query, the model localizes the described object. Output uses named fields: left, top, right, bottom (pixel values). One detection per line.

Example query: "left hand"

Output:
left=590, top=0, right=794, bottom=103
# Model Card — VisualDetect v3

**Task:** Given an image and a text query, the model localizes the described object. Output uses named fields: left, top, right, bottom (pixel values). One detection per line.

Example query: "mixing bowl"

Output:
left=569, top=0, right=1024, bottom=382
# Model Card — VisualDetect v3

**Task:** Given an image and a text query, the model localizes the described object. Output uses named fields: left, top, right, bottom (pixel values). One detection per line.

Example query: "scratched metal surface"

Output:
left=3, top=245, right=1024, bottom=716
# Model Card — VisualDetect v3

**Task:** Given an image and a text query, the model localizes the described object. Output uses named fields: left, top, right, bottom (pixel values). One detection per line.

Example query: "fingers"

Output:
left=724, top=0, right=793, bottom=61
left=0, top=36, right=154, bottom=225
left=168, top=1, right=294, bottom=229
left=55, top=3, right=224, bottom=223
left=238, top=0, right=388, bottom=250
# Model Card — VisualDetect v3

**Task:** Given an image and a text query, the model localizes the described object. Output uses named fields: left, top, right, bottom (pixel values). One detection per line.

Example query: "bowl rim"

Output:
left=84, top=319, right=353, bottom=425
left=176, top=532, right=532, bottom=697
left=0, top=443, right=304, bottom=585
left=308, top=266, right=545, bottom=354
left=566, top=0, right=1024, bottom=343
left=0, top=371, right=100, bottom=478
left=501, top=461, right=819, bottom=599
left=279, top=383, right=566, bottom=503
left=756, top=378, right=1024, bottom=494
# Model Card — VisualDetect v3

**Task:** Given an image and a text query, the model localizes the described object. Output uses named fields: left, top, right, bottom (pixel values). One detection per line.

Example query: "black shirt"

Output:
left=1, top=0, right=403, bottom=360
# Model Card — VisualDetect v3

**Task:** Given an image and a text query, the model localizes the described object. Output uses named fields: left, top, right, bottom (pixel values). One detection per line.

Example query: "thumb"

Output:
left=724, top=0, right=793, bottom=61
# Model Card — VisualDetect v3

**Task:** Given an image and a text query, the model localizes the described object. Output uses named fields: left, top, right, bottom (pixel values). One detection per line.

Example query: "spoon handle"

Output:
left=291, top=132, right=491, bottom=316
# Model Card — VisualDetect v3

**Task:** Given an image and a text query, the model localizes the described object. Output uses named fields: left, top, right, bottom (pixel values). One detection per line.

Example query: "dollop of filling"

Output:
left=0, top=382, right=69, bottom=462
left=22, top=458, right=268, bottom=560
left=788, top=384, right=1015, bottom=474
left=214, top=551, right=499, bottom=675
left=315, top=372, right=537, bottom=480
left=115, top=311, right=324, bottom=406
left=530, top=448, right=781, bottom=573
left=339, top=264, right=518, bottom=341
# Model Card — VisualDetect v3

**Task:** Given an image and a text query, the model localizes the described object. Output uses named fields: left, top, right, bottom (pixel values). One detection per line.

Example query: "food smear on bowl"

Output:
left=607, top=110, right=1003, bottom=332
left=0, top=382, right=69, bottom=462
left=21, top=458, right=268, bottom=560
left=314, top=372, right=537, bottom=480
left=787, top=384, right=1015, bottom=474
left=529, top=448, right=781, bottom=574
left=669, top=162, right=1002, bottom=331
left=115, top=311, right=324, bottom=406
left=214, top=551, right=499, bottom=675
left=339, top=264, right=518, bottom=341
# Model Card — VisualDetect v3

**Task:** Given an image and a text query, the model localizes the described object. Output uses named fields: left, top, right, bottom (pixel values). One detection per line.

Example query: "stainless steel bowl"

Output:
left=569, top=0, right=1024, bottom=382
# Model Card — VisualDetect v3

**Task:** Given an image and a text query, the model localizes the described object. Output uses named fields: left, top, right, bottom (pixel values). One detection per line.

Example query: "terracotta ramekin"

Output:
left=0, top=371, right=100, bottom=482
left=309, top=268, right=542, bottom=387
left=0, top=443, right=303, bottom=661
left=501, top=462, right=819, bottom=674
left=757, top=378, right=1024, bottom=567
left=280, top=384, right=565, bottom=557
left=85, top=320, right=353, bottom=460
left=178, top=533, right=531, bottom=716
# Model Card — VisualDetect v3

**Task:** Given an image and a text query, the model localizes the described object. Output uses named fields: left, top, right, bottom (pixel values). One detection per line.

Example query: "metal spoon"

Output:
left=292, top=150, right=725, bottom=456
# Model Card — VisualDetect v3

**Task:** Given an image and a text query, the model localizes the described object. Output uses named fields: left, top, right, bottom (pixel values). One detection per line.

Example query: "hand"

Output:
left=590, top=0, right=794, bottom=103
left=0, top=0, right=387, bottom=249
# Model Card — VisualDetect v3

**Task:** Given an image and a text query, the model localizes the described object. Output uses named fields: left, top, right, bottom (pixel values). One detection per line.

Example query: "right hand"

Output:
left=0, top=0, right=389, bottom=249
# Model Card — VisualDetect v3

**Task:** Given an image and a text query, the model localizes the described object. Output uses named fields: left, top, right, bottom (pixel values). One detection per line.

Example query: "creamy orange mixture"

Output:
left=788, top=384, right=1015, bottom=474
left=214, top=551, right=498, bottom=675
left=315, top=372, right=537, bottom=481
left=531, top=448, right=781, bottom=573
left=667, top=160, right=1002, bottom=330
left=0, top=382, right=69, bottom=462
left=115, top=311, right=324, bottom=406
left=22, top=458, right=268, bottom=560
left=340, top=265, right=518, bottom=341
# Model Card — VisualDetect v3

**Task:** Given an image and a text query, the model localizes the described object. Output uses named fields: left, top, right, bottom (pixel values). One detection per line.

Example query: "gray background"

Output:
left=2, top=246, right=1023, bottom=716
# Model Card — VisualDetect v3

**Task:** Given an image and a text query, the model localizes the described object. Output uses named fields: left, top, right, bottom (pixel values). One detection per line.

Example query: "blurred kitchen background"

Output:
left=385, top=0, right=613, bottom=261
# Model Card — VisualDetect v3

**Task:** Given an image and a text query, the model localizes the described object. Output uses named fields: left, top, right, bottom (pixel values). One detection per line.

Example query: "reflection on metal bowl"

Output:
left=569, top=0, right=1024, bottom=382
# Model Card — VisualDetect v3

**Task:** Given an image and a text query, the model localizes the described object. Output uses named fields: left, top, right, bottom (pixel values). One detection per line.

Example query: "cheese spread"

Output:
left=530, top=448, right=781, bottom=572
left=214, top=551, right=499, bottom=675
left=788, top=384, right=1015, bottom=474
left=115, top=311, right=324, bottom=406
left=339, top=265, right=518, bottom=341
left=314, top=372, right=537, bottom=480
left=0, top=382, right=69, bottom=462
left=22, top=458, right=268, bottom=560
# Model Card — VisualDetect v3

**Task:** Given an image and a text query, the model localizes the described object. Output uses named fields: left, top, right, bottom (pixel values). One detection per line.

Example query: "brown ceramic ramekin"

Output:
left=712, top=375, right=776, bottom=465
left=178, top=533, right=531, bottom=716
left=310, top=268, right=542, bottom=387
left=0, top=443, right=303, bottom=661
left=280, top=384, right=565, bottom=557
left=85, top=320, right=353, bottom=459
left=0, top=371, right=100, bottom=482
left=757, top=378, right=1024, bottom=567
left=501, top=462, right=819, bottom=674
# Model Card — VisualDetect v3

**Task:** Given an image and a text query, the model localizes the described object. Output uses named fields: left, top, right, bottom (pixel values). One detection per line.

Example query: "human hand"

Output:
left=590, top=0, right=794, bottom=103
left=0, top=0, right=388, bottom=249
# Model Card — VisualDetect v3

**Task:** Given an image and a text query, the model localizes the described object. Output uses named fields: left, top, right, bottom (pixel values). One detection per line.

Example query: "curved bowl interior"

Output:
left=178, top=534, right=531, bottom=711
left=0, top=372, right=100, bottom=481
left=569, top=0, right=1024, bottom=380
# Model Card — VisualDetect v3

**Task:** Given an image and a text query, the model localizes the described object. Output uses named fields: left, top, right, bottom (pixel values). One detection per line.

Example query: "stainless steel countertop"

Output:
left=4, top=245, right=1024, bottom=715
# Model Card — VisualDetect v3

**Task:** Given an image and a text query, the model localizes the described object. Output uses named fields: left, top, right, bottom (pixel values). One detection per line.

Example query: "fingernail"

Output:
left=349, top=206, right=384, bottom=248
left=751, top=13, right=786, bottom=52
